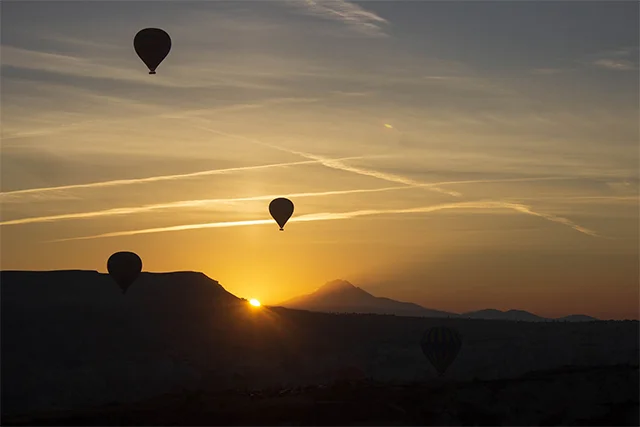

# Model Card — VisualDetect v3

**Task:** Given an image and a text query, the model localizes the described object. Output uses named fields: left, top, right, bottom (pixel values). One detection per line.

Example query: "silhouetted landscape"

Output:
left=278, top=279, right=600, bottom=322
left=2, top=270, right=638, bottom=425
left=2, top=2, right=638, bottom=425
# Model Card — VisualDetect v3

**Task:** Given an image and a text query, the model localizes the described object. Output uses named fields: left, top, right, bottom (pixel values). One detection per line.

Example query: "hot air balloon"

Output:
left=420, top=326, right=462, bottom=376
left=269, top=198, right=294, bottom=231
left=107, top=251, right=142, bottom=294
left=134, top=28, right=171, bottom=74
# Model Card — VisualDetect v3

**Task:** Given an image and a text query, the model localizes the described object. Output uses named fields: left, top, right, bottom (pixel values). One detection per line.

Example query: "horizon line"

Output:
left=1, top=268, right=633, bottom=320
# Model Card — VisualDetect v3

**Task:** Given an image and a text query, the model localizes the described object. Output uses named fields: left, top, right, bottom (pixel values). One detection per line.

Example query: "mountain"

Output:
left=279, top=280, right=600, bottom=322
left=278, top=279, right=456, bottom=318
left=461, top=309, right=547, bottom=322
left=1, top=270, right=249, bottom=416
left=460, top=309, right=599, bottom=322
left=1, top=270, right=241, bottom=309
left=556, top=314, right=599, bottom=322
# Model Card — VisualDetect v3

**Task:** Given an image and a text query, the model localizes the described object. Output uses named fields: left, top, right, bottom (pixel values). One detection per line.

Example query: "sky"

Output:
left=1, top=0, right=638, bottom=320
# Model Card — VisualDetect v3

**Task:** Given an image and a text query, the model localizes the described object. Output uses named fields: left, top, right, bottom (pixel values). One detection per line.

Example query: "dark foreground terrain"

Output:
left=2, top=271, right=639, bottom=425
left=5, top=364, right=638, bottom=426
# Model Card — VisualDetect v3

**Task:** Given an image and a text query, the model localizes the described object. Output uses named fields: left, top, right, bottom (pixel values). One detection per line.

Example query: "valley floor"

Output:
left=5, top=364, right=638, bottom=426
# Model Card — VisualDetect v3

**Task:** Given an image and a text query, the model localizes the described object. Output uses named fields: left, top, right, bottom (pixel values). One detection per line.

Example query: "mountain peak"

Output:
left=317, top=279, right=358, bottom=292
left=278, top=279, right=455, bottom=318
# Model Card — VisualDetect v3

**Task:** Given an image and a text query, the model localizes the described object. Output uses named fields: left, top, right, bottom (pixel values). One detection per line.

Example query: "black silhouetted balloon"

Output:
left=420, top=326, right=462, bottom=376
left=134, top=28, right=171, bottom=74
left=269, top=198, right=294, bottom=231
left=107, top=251, right=142, bottom=294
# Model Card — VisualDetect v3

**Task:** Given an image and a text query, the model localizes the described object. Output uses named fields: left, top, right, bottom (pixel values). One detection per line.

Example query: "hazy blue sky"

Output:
left=1, top=1, right=638, bottom=319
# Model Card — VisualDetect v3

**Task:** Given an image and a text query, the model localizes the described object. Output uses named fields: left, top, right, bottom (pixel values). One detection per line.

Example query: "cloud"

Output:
left=292, top=202, right=601, bottom=240
left=289, top=150, right=463, bottom=197
left=1, top=46, right=180, bottom=87
left=592, top=58, right=635, bottom=71
left=606, top=180, right=638, bottom=195
left=602, top=46, right=637, bottom=58
left=533, top=46, right=638, bottom=75
left=0, top=155, right=366, bottom=201
left=1, top=45, right=291, bottom=92
left=1, top=92, right=322, bottom=143
left=193, top=124, right=462, bottom=197
left=47, top=35, right=118, bottom=51
left=505, top=203, right=599, bottom=237
left=512, top=195, right=639, bottom=204
left=1, top=176, right=583, bottom=226
left=288, top=0, right=389, bottom=37
left=1, top=185, right=409, bottom=226
left=328, top=90, right=371, bottom=97
left=531, top=68, right=565, bottom=75
left=49, top=200, right=600, bottom=242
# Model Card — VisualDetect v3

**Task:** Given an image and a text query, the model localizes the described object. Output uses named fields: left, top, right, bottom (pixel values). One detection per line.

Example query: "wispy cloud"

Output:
left=0, top=156, right=366, bottom=201
left=511, top=195, right=639, bottom=204
left=2, top=46, right=180, bottom=87
left=47, top=34, right=118, bottom=51
left=293, top=202, right=600, bottom=239
left=597, top=46, right=638, bottom=58
left=1, top=96, right=322, bottom=143
left=1, top=185, right=406, bottom=226
left=49, top=200, right=600, bottom=242
left=531, top=68, right=565, bottom=75
left=593, top=58, right=636, bottom=71
left=193, top=125, right=462, bottom=197
left=606, top=180, right=637, bottom=194
left=505, top=204, right=599, bottom=237
left=1, top=176, right=581, bottom=226
left=288, top=150, right=463, bottom=197
left=529, top=46, right=637, bottom=75
left=289, top=0, right=389, bottom=37
left=1, top=45, right=290, bottom=92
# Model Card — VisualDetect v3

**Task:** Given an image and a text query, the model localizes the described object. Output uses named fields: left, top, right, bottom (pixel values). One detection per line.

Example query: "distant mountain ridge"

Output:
left=279, top=279, right=455, bottom=318
left=461, top=308, right=546, bottom=322
left=0, top=271, right=599, bottom=322
left=459, top=309, right=598, bottom=322
left=278, top=279, right=600, bottom=322
left=0, top=270, right=242, bottom=310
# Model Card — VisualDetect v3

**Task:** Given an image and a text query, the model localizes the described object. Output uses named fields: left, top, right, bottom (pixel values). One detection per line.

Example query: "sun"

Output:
left=249, top=298, right=261, bottom=307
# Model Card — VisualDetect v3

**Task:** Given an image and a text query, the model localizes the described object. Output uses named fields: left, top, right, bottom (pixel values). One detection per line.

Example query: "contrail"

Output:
left=0, top=185, right=407, bottom=226
left=506, top=204, right=600, bottom=237
left=1, top=96, right=322, bottom=142
left=193, top=125, right=462, bottom=197
left=50, top=200, right=600, bottom=242
left=509, top=195, right=639, bottom=202
left=295, top=202, right=600, bottom=237
left=1, top=176, right=580, bottom=226
left=0, top=156, right=366, bottom=200
left=289, top=150, right=463, bottom=197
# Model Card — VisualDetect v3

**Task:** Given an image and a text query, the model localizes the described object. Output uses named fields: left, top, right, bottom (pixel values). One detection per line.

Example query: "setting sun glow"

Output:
left=0, top=1, right=637, bottom=322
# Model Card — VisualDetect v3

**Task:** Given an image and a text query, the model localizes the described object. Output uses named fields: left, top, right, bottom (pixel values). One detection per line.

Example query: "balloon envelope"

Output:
left=134, top=28, right=171, bottom=74
left=420, top=326, right=462, bottom=376
left=107, top=251, right=142, bottom=294
left=269, top=198, right=294, bottom=231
